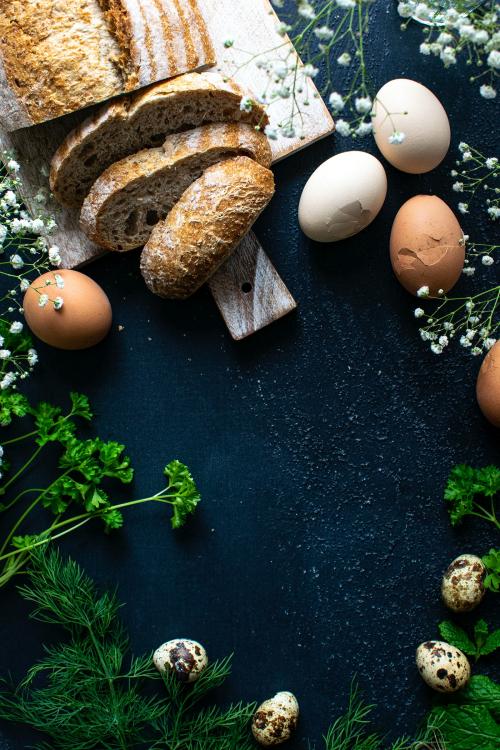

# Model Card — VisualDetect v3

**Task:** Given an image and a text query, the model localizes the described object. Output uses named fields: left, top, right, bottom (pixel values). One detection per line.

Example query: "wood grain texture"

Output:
left=209, top=232, right=297, bottom=340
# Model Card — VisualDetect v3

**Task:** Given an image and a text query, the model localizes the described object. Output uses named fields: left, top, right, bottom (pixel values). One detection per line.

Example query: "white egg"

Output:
left=372, top=79, right=450, bottom=174
left=416, top=641, right=470, bottom=693
left=252, top=691, right=299, bottom=746
left=298, top=151, right=387, bottom=242
left=153, top=638, right=208, bottom=682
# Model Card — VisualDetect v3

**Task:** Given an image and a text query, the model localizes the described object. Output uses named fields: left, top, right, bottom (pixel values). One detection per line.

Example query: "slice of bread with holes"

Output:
left=50, top=72, right=267, bottom=208
left=140, top=156, right=275, bottom=299
left=80, top=123, right=272, bottom=251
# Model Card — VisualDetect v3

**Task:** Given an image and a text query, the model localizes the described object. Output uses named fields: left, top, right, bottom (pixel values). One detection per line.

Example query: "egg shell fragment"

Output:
left=390, top=195, right=464, bottom=296
left=252, top=691, right=299, bottom=746
left=153, top=638, right=208, bottom=683
left=298, top=151, right=387, bottom=242
left=476, top=340, right=500, bottom=427
left=441, top=554, right=486, bottom=613
left=416, top=641, right=470, bottom=693
left=23, top=270, right=112, bottom=350
left=372, top=79, right=450, bottom=174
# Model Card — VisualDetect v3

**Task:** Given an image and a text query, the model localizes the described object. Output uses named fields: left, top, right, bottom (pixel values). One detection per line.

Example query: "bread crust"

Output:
left=50, top=72, right=269, bottom=208
left=140, top=156, right=275, bottom=299
left=80, top=123, right=272, bottom=251
left=0, top=0, right=215, bottom=131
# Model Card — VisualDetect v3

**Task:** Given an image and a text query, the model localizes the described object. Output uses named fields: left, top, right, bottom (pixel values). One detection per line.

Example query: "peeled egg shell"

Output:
left=476, top=340, right=500, bottom=427
left=390, top=195, right=464, bottom=296
left=298, top=151, right=387, bottom=242
left=416, top=641, right=470, bottom=693
left=23, top=270, right=112, bottom=350
left=373, top=79, right=450, bottom=174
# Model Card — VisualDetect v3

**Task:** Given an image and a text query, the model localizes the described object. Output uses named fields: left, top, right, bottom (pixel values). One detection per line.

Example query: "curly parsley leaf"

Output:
left=69, top=392, right=92, bottom=421
left=0, top=391, right=30, bottom=427
left=444, top=464, right=499, bottom=528
left=164, top=460, right=201, bottom=529
left=483, top=549, right=500, bottom=593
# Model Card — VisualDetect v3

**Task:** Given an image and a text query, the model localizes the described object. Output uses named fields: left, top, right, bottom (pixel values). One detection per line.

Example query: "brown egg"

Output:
left=476, top=340, right=500, bottom=427
left=23, top=270, right=112, bottom=350
left=390, top=195, right=465, bottom=296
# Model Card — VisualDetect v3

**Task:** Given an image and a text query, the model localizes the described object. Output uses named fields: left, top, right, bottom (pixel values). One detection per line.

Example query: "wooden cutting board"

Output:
left=0, top=0, right=334, bottom=339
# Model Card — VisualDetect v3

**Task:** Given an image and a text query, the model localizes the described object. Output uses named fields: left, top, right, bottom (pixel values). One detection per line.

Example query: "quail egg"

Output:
left=252, top=691, right=299, bottom=746
left=153, top=639, right=208, bottom=683
left=441, top=554, right=486, bottom=613
left=416, top=641, right=470, bottom=693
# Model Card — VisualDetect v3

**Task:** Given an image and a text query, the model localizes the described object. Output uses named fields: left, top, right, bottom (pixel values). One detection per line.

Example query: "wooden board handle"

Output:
left=208, top=232, right=297, bottom=340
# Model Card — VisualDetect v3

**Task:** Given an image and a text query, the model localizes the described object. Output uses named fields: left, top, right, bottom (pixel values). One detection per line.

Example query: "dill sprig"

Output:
left=0, top=547, right=255, bottom=750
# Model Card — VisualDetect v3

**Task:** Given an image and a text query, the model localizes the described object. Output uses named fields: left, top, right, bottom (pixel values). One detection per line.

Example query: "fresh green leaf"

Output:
left=100, top=508, right=124, bottom=532
left=474, top=619, right=489, bottom=654
left=0, top=391, right=30, bottom=427
left=481, top=628, right=500, bottom=657
left=444, top=464, right=477, bottom=525
left=98, top=440, right=133, bottom=483
left=429, top=704, right=500, bottom=750
left=474, top=466, right=500, bottom=498
left=438, top=621, right=475, bottom=656
left=483, top=549, right=500, bottom=593
left=69, top=392, right=92, bottom=421
left=462, top=676, right=500, bottom=718
left=164, top=460, right=201, bottom=529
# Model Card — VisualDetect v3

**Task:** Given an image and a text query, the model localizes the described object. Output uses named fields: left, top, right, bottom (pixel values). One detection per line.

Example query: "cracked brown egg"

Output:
left=153, top=638, right=208, bottom=683
left=416, top=641, right=470, bottom=693
left=390, top=195, right=465, bottom=296
left=476, top=340, right=500, bottom=427
left=252, top=691, right=299, bottom=746
left=441, top=554, right=486, bottom=612
left=298, top=151, right=387, bottom=242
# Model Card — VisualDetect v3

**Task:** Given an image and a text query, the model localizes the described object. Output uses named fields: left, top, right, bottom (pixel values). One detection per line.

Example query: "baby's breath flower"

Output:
left=452, top=182, right=464, bottom=192
left=484, top=338, right=497, bottom=350
left=389, top=131, right=406, bottom=145
left=38, top=294, right=49, bottom=308
left=480, top=84, right=497, bottom=99
left=458, top=202, right=469, bottom=214
left=414, top=307, right=425, bottom=318
left=27, top=349, right=38, bottom=366
left=482, top=255, right=494, bottom=266
left=329, top=92, right=345, bottom=112
left=487, top=49, right=500, bottom=69
left=53, top=297, right=64, bottom=310
left=0, top=350, right=11, bottom=360
left=239, top=96, right=254, bottom=113
left=354, top=96, right=372, bottom=114
left=417, top=285, right=430, bottom=298
left=335, top=119, right=351, bottom=137
left=336, top=52, right=351, bottom=66
left=10, top=254, right=23, bottom=270
left=355, top=121, right=373, bottom=136
left=9, top=321, right=23, bottom=334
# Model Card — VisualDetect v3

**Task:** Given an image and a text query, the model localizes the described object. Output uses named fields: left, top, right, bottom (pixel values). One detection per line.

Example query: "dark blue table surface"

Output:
left=0, top=3, right=498, bottom=748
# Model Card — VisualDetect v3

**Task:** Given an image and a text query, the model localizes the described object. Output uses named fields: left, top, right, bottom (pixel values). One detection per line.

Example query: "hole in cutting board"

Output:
left=241, top=282, right=252, bottom=293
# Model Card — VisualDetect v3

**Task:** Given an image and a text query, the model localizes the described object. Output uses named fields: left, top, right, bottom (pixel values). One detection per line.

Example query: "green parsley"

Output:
left=0, top=547, right=255, bottom=750
left=483, top=548, right=500, bottom=593
left=444, top=464, right=500, bottom=529
left=0, top=392, right=201, bottom=587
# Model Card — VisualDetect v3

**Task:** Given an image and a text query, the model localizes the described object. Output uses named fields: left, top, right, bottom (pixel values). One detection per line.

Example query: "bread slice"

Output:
left=140, top=156, right=275, bottom=299
left=80, top=123, right=272, bottom=251
left=0, top=0, right=214, bottom=132
left=50, top=72, right=268, bottom=208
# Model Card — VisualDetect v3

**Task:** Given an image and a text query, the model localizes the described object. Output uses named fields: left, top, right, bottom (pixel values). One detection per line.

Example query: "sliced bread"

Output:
left=140, top=156, right=275, bottom=300
left=80, top=123, right=272, bottom=251
left=50, top=72, right=268, bottom=208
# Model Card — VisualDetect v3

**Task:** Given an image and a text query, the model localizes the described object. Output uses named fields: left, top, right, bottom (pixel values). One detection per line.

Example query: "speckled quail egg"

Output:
left=153, top=639, right=208, bottom=683
left=252, top=691, right=299, bottom=746
left=416, top=641, right=470, bottom=693
left=441, top=554, right=486, bottom=613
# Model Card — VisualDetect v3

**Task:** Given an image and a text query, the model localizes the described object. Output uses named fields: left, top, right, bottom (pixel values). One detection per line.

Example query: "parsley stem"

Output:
left=1, top=430, right=38, bottom=446
left=0, top=487, right=45, bottom=513
left=0, top=444, right=43, bottom=495
left=0, top=495, right=43, bottom=557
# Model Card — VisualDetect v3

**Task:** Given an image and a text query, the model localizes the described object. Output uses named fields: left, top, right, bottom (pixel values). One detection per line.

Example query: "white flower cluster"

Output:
left=451, top=143, right=499, bottom=220
left=398, top=2, right=500, bottom=99
left=0, top=152, right=60, bottom=389
left=414, top=239, right=498, bottom=355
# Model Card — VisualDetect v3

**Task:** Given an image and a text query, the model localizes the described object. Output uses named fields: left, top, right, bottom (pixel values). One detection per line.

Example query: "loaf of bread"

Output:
left=80, top=123, right=272, bottom=251
left=140, top=156, right=275, bottom=299
left=50, top=72, right=268, bottom=208
left=0, top=0, right=214, bottom=131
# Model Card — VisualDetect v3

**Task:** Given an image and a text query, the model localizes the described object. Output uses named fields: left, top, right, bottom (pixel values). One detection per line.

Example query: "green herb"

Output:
left=444, top=464, right=500, bottom=529
left=438, top=620, right=500, bottom=661
left=0, top=392, right=201, bottom=587
left=483, top=548, right=500, bottom=593
left=426, top=675, right=500, bottom=750
left=321, top=680, right=442, bottom=750
left=0, top=547, right=255, bottom=750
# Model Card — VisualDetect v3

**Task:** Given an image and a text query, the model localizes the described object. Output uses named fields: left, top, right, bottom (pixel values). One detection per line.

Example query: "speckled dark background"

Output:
left=0, top=2, right=499, bottom=748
